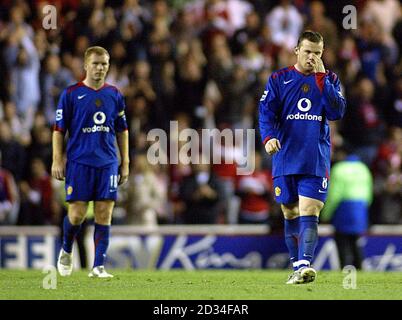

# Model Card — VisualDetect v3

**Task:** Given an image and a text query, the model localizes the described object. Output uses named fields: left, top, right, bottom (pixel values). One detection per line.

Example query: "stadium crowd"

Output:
left=0, top=0, right=401, bottom=227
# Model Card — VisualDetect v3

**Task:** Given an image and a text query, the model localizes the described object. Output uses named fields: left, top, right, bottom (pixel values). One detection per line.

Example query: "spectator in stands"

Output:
left=125, top=154, right=168, bottom=226
left=40, top=53, right=75, bottom=125
left=179, top=161, right=224, bottom=224
left=18, top=158, right=57, bottom=225
left=384, top=76, right=402, bottom=127
left=0, top=151, right=19, bottom=225
left=305, top=1, right=339, bottom=51
left=355, top=18, right=388, bottom=85
left=207, top=33, right=234, bottom=90
left=235, top=38, right=266, bottom=75
left=0, top=120, right=26, bottom=182
left=265, top=0, right=303, bottom=51
left=211, top=130, right=243, bottom=224
left=28, top=120, right=53, bottom=171
left=362, top=0, right=401, bottom=65
left=372, top=127, right=402, bottom=224
left=0, top=100, right=31, bottom=147
left=341, top=77, right=385, bottom=166
left=321, top=150, right=373, bottom=269
left=230, top=10, right=261, bottom=56
left=4, top=25, right=40, bottom=131
left=236, top=152, right=272, bottom=224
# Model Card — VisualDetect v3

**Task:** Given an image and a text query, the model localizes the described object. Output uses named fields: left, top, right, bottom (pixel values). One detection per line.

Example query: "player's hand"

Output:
left=118, top=163, right=129, bottom=185
left=311, top=55, right=325, bottom=73
left=51, top=160, right=65, bottom=181
left=265, top=138, right=281, bottom=155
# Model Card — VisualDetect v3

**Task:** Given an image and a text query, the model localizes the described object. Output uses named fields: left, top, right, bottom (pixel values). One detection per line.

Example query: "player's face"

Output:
left=295, top=40, right=324, bottom=72
left=85, top=53, right=110, bottom=82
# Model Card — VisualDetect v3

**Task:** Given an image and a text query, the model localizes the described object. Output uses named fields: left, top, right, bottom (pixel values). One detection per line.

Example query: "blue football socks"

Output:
left=284, top=217, right=300, bottom=270
left=297, top=215, right=319, bottom=269
left=93, top=223, right=110, bottom=267
left=62, top=216, right=82, bottom=254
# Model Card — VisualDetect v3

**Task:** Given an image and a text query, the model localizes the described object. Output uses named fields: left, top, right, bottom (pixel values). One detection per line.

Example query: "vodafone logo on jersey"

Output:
left=297, top=98, right=312, bottom=112
left=82, top=112, right=110, bottom=133
left=286, top=98, right=322, bottom=122
left=93, top=111, right=106, bottom=124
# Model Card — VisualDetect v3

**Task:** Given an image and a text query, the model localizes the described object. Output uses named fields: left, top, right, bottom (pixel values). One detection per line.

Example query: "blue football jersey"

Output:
left=259, top=66, right=346, bottom=178
left=54, top=82, right=128, bottom=168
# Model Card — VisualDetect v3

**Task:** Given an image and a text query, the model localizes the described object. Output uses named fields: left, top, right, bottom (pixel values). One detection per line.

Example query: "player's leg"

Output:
left=291, top=176, right=327, bottom=284
left=273, top=176, right=300, bottom=283
left=58, top=201, right=88, bottom=276
left=282, top=202, right=303, bottom=284
left=281, top=203, right=300, bottom=271
left=293, top=195, right=323, bottom=284
left=297, top=195, right=323, bottom=268
left=88, top=163, right=118, bottom=278
left=88, top=200, right=114, bottom=278
left=58, top=161, right=93, bottom=276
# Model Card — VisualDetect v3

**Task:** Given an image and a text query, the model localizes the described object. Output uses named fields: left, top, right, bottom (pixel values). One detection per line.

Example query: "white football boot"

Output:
left=57, top=249, right=73, bottom=276
left=286, top=267, right=317, bottom=284
left=286, top=271, right=298, bottom=284
left=88, top=266, right=114, bottom=278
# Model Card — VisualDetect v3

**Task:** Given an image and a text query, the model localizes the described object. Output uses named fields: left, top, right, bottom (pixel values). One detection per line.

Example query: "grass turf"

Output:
left=0, top=270, right=401, bottom=300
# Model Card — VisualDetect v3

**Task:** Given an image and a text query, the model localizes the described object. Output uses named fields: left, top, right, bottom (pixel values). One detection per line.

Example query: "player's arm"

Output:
left=321, top=73, right=346, bottom=121
left=312, top=56, right=346, bottom=121
left=117, top=130, right=129, bottom=185
left=52, top=131, right=65, bottom=180
left=51, top=90, right=69, bottom=181
left=115, top=92, right=129, bottom=185
left=259, top=75, right=282, bottom=155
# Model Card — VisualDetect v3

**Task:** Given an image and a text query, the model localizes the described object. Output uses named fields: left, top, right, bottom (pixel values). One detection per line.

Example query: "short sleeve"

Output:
left=53, top=89, right=70, bottom=133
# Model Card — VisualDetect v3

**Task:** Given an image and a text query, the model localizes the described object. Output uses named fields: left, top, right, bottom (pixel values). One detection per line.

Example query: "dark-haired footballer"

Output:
left=259, top=31, right=346, bottom=284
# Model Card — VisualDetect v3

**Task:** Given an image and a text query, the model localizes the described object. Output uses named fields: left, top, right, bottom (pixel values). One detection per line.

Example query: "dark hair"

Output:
left=297, top=30, right=324, bottom=47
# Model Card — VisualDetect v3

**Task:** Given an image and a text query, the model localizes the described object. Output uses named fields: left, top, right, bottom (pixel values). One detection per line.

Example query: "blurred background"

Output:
left=0, top=0, right=401, bottom=270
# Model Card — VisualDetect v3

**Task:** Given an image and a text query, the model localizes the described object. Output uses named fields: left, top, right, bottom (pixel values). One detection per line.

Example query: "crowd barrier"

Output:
left=0, top=225, right=401, bottom=271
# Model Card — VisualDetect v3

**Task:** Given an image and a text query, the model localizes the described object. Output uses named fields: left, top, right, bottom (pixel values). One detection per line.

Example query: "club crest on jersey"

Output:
left=301, top=83, right=310, bottom=93
left=95, top=99, right=103, bottom=107
left=275, top=187, right=281, bottom=197
left=67, top=186, right=73, bottom=195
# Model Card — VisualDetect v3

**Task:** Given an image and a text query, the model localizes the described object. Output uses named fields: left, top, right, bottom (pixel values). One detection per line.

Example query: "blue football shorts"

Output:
left=65, top=161, right=119, bottom=202
left=273, top=175, right=329, bottom=204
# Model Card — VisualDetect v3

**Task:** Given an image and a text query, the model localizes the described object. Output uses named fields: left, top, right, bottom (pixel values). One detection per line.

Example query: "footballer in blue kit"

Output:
left=52, top=46, right=129, bottom=278
left=259, top=31, right=346, bottom=284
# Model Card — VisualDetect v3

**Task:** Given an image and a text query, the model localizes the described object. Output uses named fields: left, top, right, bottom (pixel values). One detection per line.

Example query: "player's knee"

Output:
left=299, top=203, right=323, bottom=216
left=281, top=204, right=299, bottom=219
left=95, top=213, right=112, bottom=225
left=68, top=210, right=86, bottom=225
left=68, top=202, right=88, bottom=224
left=94, top=202, right=113, bottom=225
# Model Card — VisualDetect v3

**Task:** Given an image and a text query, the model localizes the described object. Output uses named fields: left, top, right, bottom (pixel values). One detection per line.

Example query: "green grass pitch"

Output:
left=1, top=270, right=401, bottom=300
